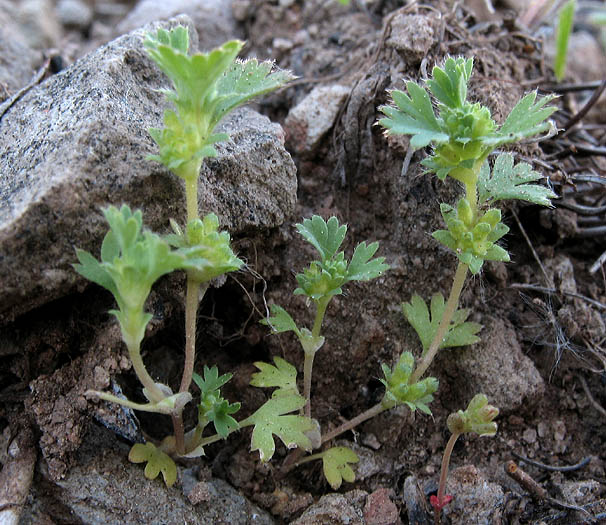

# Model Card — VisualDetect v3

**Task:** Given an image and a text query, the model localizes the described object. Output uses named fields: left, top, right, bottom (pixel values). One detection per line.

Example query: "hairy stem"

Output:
left=304, top=296, right=330, bottom=418
left=185, top=177, right=198, bottom=223
left=320, top=402, right=385, bottom=444
left=179, top=280, right=208, bottom=393
left=410, top=262, right=469, bottom=383
left=434, top=432, right=461, bottom=525
left=128, top=344, right=165, bottom=403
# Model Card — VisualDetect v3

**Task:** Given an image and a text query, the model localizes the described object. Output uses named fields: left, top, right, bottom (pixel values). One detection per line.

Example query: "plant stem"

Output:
left=410, top=261, right=469, bottom=384
left=320, top=402, right=385, bottom=444
left=179, top=279, right=208, bottom=393
left=128, top=344, right=165, bottom=403
left=304, top=296, right=330, bottom=418
left=172, top=414, right=185, bottom=456
left=434, top=432, right=461, bottom=525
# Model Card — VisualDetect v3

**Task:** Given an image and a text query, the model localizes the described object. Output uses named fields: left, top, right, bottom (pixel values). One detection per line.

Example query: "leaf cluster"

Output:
left=167, top=213, right=243, bottom=283
left=294, top=216, right=389, bottom=300
left=144, top=27, right=293, bottom=177
left=446, top=394, right=499, bottom=436
left=402, top=293, right=481, bottom=354
left=74, top=205, right=186, bottom=347
left=379, top=56, right=557, bottom=181
left=380, top=352, right=439, bottom=414
left=433, top=199, right=510, bottom=274
left=193, top=366, right=240, bottom=438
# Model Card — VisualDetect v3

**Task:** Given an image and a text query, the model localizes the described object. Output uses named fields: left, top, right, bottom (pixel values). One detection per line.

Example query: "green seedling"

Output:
left=75, top=25, right=293, bottom=484
left=431, top=395, right=499, bottom=524
left=378, top=56, right=556, bottom=514
left=554, top=0, right=576, bottom=81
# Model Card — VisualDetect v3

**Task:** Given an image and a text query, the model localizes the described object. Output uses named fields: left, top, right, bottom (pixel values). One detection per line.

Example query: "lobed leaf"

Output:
left=402, top=293, right=481, bottom=355
left=346, top=241, right=389, bottom=281
left=250, top=356, right=299, bottom=396
left=128, top=442, right=177, bottom=487
left=379, top=83, right=449, bottom=149
left=260, top=304, right=301, bottom=336
left=246, top=394, right=315, bottom=462
left=296, top=216, right=347, bottom=261
left=477, top=153, right=556, bottom=207
left=322, top=447, right=359, bottom=490
left=426, top=56, right=473, bottom=109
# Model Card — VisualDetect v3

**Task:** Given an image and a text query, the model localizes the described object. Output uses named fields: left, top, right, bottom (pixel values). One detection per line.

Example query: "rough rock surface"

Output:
left=441, top=465, right=504, bottom=524
left=20, top=424, right=274, bottom=525
left=290, top=490, right=368, bottom=525
left=0, top=15, right=296, bottom=322
left=285, top=84, right=351, bottom=158
left=441, top=317, right=545, bottom=413
left=115, top=0, right=241, bottom=51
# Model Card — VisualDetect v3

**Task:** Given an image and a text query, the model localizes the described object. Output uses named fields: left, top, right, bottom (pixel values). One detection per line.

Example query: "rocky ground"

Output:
left=1, top=0, right=605, bottom=524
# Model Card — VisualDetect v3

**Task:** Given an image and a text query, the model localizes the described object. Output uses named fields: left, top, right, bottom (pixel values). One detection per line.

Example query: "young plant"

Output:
left=431, top=394, right=499, bottom=525
left=378, top=56, right=556, bottom=511
left=75, top=25, right=293, bottom=484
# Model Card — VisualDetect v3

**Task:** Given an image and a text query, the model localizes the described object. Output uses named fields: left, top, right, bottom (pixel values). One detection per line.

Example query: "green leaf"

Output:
left=260, top=304, right=301, bottom=337
left=489, top=91, right=558, bottom=147
left=193, top=366, right=240, bottom=438
left=426, top=56, right=473, bottom=109
left=296, top=216, right=347, bottom=260
left=402, top=293, right=481, bottom=354
left=250, top=356, right=299, bottom=396
left=555, top=0, right=576, bottom=82
left=245, top=394, right=315, bottom=461
left=346, top=241, right=389, bottom=281
left=322, top=447, right=359, bottom=490
left=379, top=83, right=449, bottom=149
left=129, top=442, right=177, bottom=487
left=477, top=154, right=556, bottom=207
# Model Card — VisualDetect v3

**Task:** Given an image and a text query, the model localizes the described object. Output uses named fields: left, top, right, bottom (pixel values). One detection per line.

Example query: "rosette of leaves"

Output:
left=379, top=56, right=557, bottom=184
left=380, top=352, right=439, bottom=413
left=166, top=213, right=243, bottom=283
left=294, top=216, right=389, bottom=300
left=74, top=205, right=186, bottom=350
left=144, top=26, right=293, bottom=180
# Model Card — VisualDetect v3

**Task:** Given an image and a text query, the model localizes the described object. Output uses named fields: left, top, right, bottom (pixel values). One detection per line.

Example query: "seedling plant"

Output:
left=75, top=24, right=557, bottom=520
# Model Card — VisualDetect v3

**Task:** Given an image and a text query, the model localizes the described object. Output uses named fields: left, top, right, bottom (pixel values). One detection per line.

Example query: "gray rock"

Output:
left=17, top=0, right=62, bottom=51
left=20, top=424, right=275, bottom=525
left=285, top=85, right=351, bottom=158
left=115, top=0, right=241, bottom=50
left=386, top=14, right=437, bottom=64
left=0, top=15, right=296, bottom=322
left=441, top=465, right=504, bottom=524
left=0, top=0, right=44, bottom=99
left=290, top=490, right=368, bottom=525
left=441, top=317, right=544, bottom=413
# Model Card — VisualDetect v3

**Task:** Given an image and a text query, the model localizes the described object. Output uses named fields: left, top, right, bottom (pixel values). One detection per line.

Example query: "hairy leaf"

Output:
left=379, top=83, right=449, bottom=149
left=402, top=294, right=481, bottom=354
left=260, top=304, right=301, bottom=336
left=322, top=447, right=359, bottom=489
left=346, top=241, right=389, bottom=281
left=426, top=56, right=473, bottom=109
left=296, top=216, right=347, bottom=260
left=245, top=394, right=315, bottom=462
left=478, top=154, right=556, bottom=207
left=129, top=442, right=177, bottom=487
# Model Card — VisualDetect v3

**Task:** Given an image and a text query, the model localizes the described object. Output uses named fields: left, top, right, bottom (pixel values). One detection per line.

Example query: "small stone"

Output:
left=56, top=0, right=93, bottom=30
left=285, top=85, right=351, bottom=158
left=537, top=421, right=548, bottom=438
left=386, top=14, right=436, bottom=63
left=93, top=366, right=110, bottom=390
left=187, top=481, right=212, bottom=505
left=554, top=420, right=566, bottom=441
left=364, top=488, right=400, bottom=525
left=522, top=428, right=537, bottom=444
